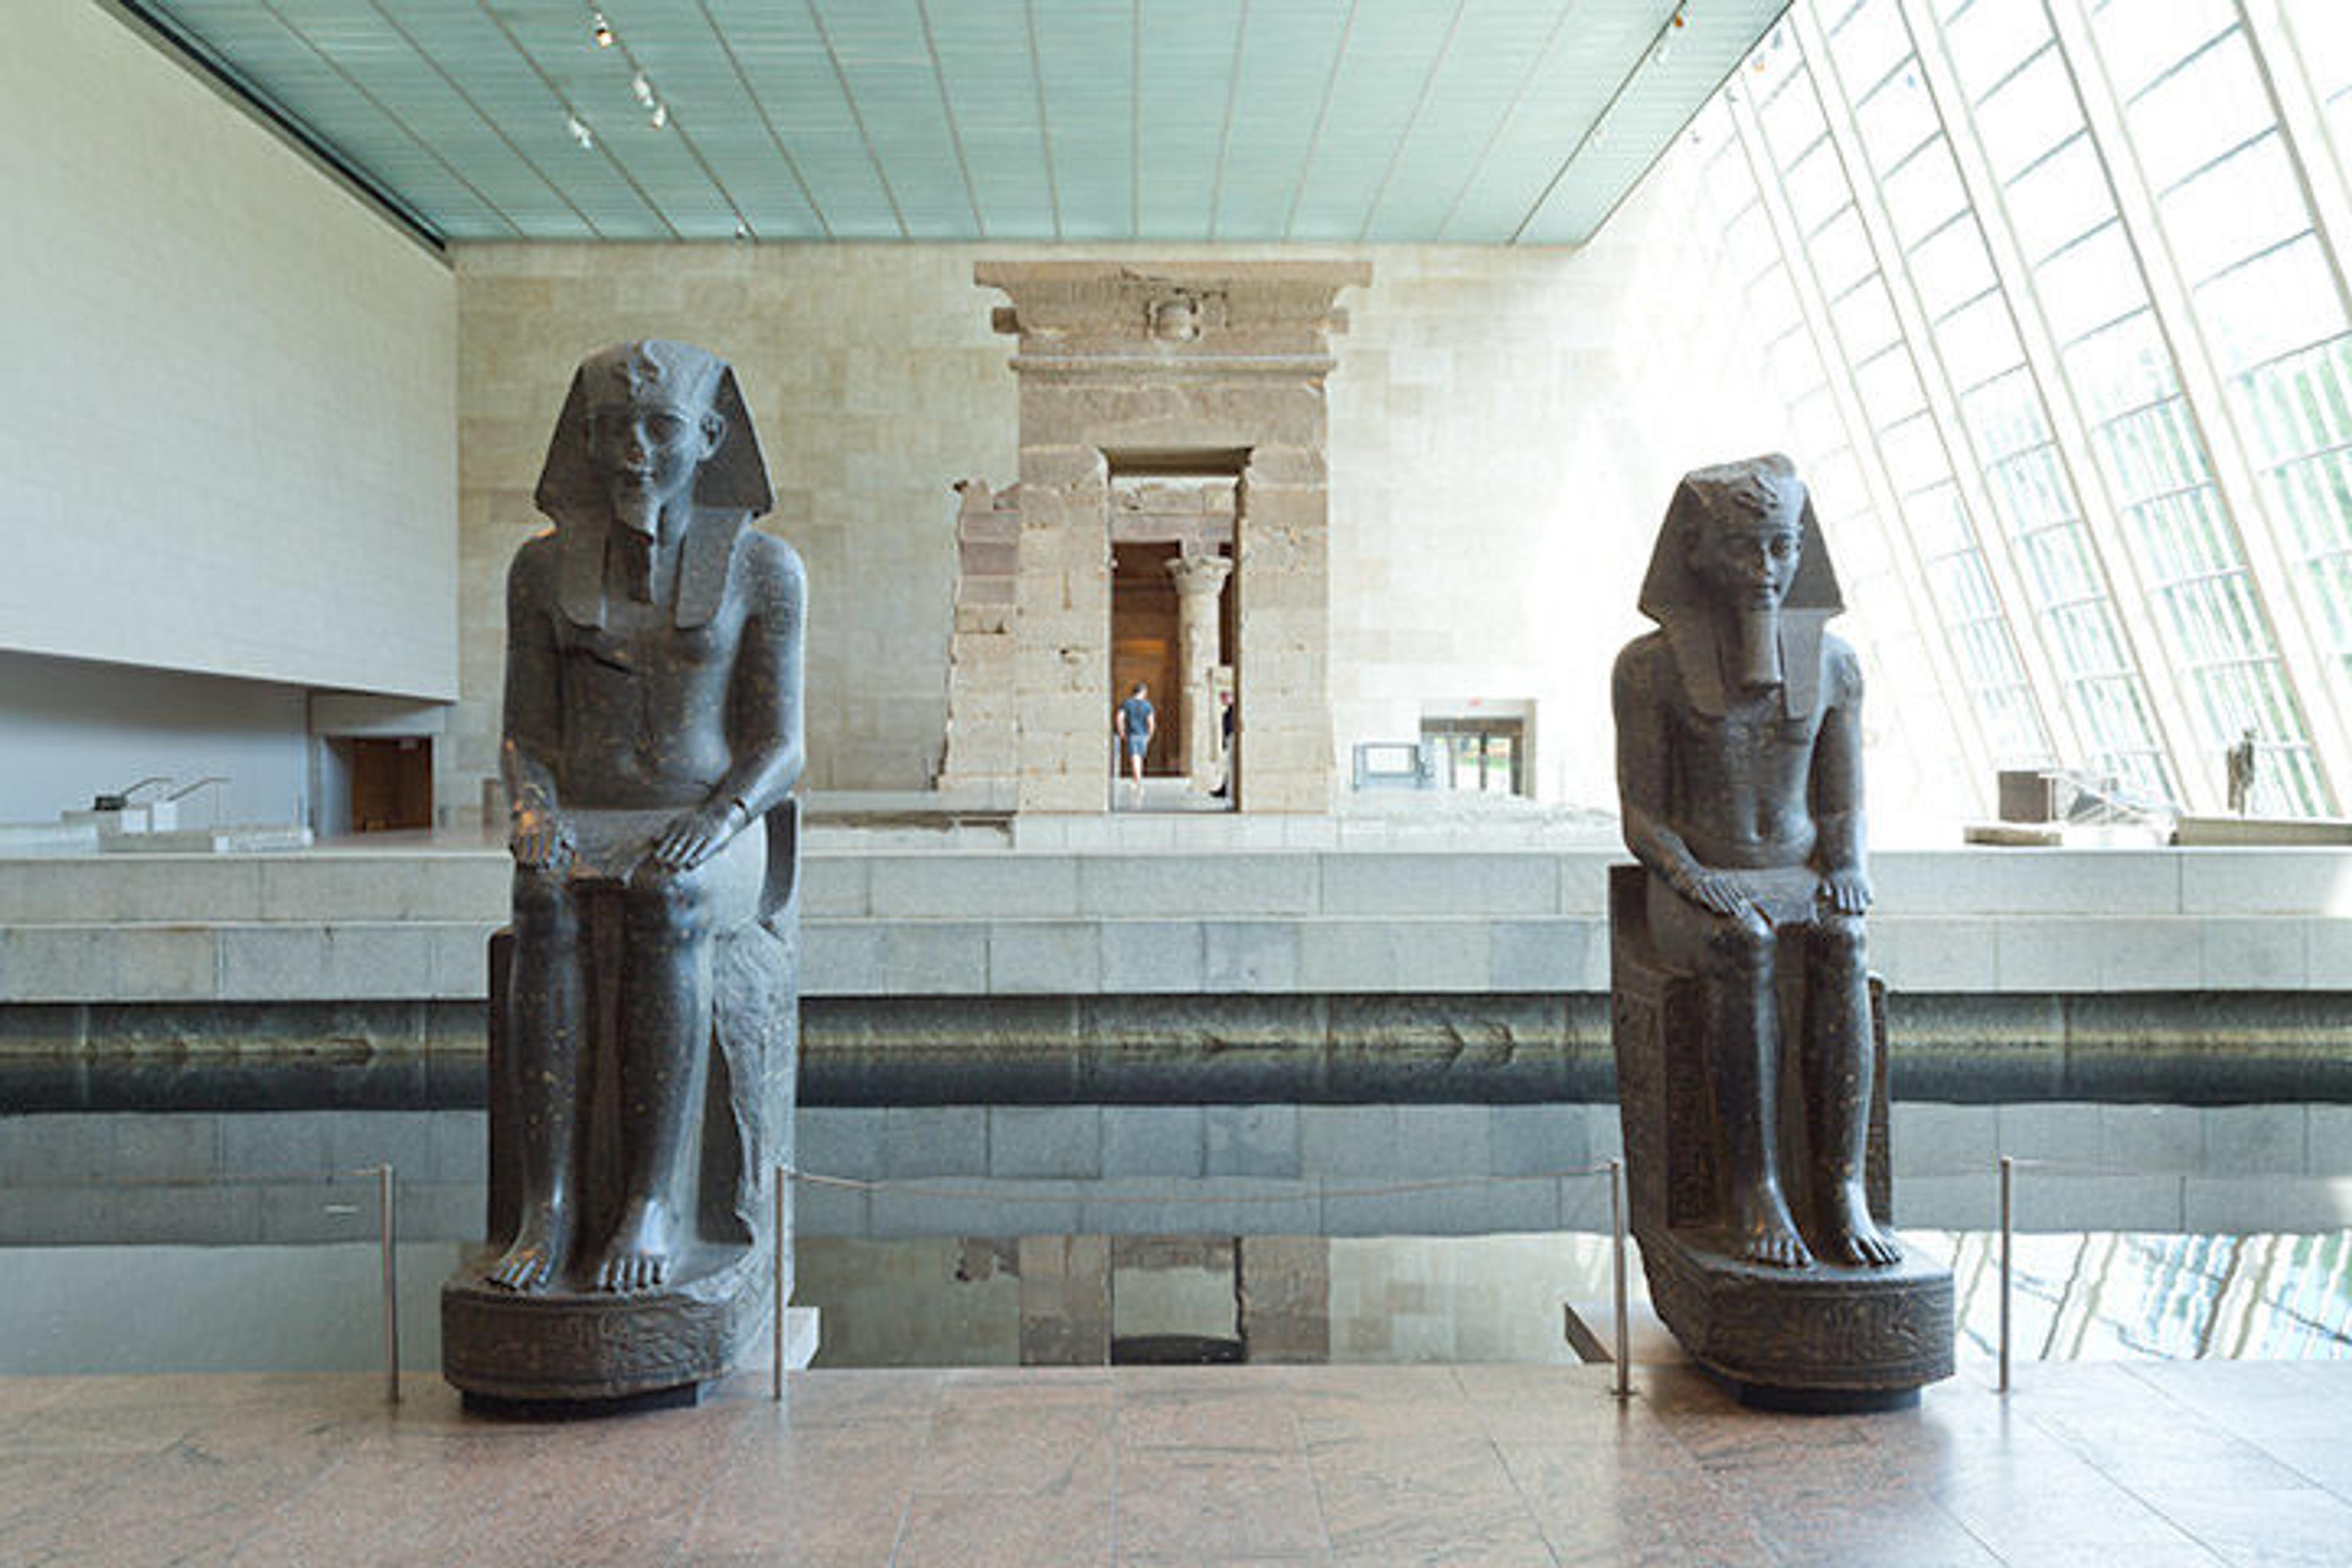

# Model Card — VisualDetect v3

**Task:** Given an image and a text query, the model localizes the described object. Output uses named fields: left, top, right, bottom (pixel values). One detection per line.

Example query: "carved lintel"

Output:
left=977, top=261, right=1368, bottom=366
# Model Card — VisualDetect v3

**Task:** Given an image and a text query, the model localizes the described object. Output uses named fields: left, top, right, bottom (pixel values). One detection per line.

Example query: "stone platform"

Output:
left=2, top=829, right=2348, bottom=1003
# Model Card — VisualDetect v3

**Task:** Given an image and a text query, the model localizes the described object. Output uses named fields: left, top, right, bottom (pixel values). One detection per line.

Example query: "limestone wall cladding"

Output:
left=6, top=4, right=457, bottom=702
left=450, top=213, right=1944, bottom=813
left=451, top=245, right=1016, bottom=807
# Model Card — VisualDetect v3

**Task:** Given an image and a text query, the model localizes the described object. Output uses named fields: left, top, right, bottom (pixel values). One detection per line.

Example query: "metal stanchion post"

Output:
left=1998, top=1155, right=2013, bottom=1395
left=379, top=1163, right=400, bottom=1404
left=1609, top=1159, right=1630, bottom=1401
left=773, top=1165, right=788, bottom=1402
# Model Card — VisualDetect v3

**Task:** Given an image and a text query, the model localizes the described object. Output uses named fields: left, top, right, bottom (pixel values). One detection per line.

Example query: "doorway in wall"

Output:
left=1107, top=458, right=1240, bottom=812
left=344, top=736, right=433, bottom=831
left=1422, top=715, right=1528, bottom=796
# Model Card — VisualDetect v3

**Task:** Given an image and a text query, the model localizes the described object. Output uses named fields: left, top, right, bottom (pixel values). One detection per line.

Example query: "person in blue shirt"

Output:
left=1115, top=682, right=1153, bottom=808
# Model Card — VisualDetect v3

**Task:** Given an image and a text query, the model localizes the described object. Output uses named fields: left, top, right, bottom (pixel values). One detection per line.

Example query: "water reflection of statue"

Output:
left=1613, top=454, right=1898, bottom=1271
left=489, top=340, right=804, bottom=1296
left=2226, top=727, right=2258, bottom=816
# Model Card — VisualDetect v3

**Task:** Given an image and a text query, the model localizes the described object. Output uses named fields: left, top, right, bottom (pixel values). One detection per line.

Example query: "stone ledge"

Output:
left=4, top=909, right=2348, bottom=1001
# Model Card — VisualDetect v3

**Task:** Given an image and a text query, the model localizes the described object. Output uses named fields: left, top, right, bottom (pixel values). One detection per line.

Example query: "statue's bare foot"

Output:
left=592, top=1196, right=679, bottom=1294
left=1733, top=1187, right=1814, bottom=1270
left=485, top=1210, right=568, bottom=1292
left=1824, top=1183, right=1902, bottom=1267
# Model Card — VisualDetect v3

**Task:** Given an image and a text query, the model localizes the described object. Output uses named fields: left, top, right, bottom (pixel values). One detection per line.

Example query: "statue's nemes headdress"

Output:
left=532, top=341, right=771, bottom=631
left=532, top=339, right=772, bottom=520
left=1636, top=453, right=1844, bottom=718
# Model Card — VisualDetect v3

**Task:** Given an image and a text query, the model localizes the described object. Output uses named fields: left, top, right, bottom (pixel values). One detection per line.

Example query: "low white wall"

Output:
left=0, top=650, right=310, bottom=827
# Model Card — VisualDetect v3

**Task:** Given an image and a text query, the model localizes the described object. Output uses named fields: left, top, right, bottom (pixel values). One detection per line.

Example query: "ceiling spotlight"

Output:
left=649, top=102, right=668, bottom=129
left=567, top=111, right=594, bottom=149
left=734, top=218, right=752, bottom=240
left=591, top=10, right=614, bottom=47
left=631, top=72, right=655, bottom=107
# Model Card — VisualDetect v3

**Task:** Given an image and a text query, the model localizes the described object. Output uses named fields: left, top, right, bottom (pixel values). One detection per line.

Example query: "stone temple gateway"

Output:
left=942, top=263, right=1369, bottom=814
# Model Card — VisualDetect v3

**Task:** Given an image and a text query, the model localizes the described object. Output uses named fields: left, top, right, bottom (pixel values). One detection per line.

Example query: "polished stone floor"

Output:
left=4, top=1360, right=2350, bottom=1566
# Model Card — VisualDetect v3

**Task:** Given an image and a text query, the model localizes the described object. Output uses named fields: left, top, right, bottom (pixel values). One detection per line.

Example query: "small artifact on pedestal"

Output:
left=442, top=341, right=807, bottom=1410
left=1610, top=454, right=1951, bottom=1411
left=2227, top=727, right=2259, bottom=815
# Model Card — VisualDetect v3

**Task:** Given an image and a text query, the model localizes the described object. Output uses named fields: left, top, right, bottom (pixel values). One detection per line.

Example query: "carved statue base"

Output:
left=1609, top=865, right=1952, bottom=1408
left=442, top=878, right=800, bottom=1408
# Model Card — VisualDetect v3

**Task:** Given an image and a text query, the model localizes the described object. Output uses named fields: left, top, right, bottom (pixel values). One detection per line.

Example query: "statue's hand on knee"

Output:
left=1817, top=866, right=1872, bottom=916
left=1672, top=865, right=1759, bottom=921
left=651, top=799, right=744, bottom=872
left=511, top=803, right=574, bottom=872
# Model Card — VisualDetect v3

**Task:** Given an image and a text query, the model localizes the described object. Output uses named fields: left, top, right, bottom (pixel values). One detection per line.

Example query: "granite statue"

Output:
left=1609, top=454, right=1950, bottom=1408
left=443, top=340, right=805, bottom=1406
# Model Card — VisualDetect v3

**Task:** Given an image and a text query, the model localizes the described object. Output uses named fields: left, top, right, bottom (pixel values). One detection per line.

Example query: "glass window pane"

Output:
left=1856, top=344, right=1928, bottom=420
left=2038, top=223, right=2141, bottom=342
left=2123, top=31, right=2272, bottom=189
left=2164, top=137, right=2310, bottom=283
left=1939, top=292, right=2025, bottom=390
left=1881, top=139, right=1968, bottom=246
left=1945, top=0, right=2051, bottom=94
left=2004, top=134, right=2111, bottom=263
left=2197, top=237, right=2345, bottom=375
left=1785, top=141, right=1850, bottom=232
left=2094, top=0, right=2239, bottom=102
left=1969, top=370, right=2052, bottom=462
left=1810, top=208, right=1876, bottom=295
left=1833, top=276, right=1903, bottom=363
left=1761, top=66, right=1830, bottom=165
left=2064, top=309, right=2177, bottom=423
left=1830, top=0, right=1910, bottom=92
left=1976, top=47, right=2081, bottom=178
left=1854, top=64, right=1939, bottom=165
left=1909, top=217, right=1996, bottom=317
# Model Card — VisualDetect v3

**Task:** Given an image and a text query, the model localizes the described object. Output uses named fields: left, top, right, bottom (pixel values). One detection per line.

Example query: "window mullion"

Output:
left=1795, top=0, right=2091, bottom=775
left=1725, top=78, right=2003, bottom=804
left=1898, top=0, right=2216, bottom=806
left=2056, top=0, right=2352, bottom=810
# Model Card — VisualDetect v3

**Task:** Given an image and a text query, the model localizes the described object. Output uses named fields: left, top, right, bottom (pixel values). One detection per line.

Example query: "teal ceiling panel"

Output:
left=1284, top=0, right=1461, bottom=241
left=1134, top=0, right=1242, bottom=239
left=1514, top=0, right=1789, bottom=242
left=1034, top=0, right=1136, bottom=238
left=812, top=0, right=979, bottom=236
left=927, top=4, right=1057, bottom=237
left=607, top=12, right=824, bottom=238
left=1212, top=0, right=1352, bottom=239
left=703, top=0, right=904, bottom=236
left=1436, top=0, right=1668, bottom=241
left=1357, top=0, right=1566, bottom=239
left=127, top=0, right=1786, bottom=246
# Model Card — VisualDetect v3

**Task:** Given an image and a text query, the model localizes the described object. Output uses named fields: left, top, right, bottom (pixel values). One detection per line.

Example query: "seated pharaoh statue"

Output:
left=1610, top=454, right=1950, bottom=1408
left=442, top=340, right=805, bottom=1408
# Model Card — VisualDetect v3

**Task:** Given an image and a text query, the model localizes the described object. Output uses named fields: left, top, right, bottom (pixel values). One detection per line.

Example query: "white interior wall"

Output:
left=0, top=3, right=459, bottom=703
left=1325, top=162, right=1804, bottom=813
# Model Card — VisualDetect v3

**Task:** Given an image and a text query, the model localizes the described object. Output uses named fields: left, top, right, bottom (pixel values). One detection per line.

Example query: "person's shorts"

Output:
left=1124, top=733, right=1148, bottom=759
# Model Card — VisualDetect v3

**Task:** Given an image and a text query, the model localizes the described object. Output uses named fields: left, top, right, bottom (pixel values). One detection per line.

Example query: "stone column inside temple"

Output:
left=1164, top=551, right=1232, bottom=788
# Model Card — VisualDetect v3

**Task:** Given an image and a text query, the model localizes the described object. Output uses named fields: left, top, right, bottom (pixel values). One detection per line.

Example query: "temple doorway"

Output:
left=1107, top=467, right=1237, bottom=812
